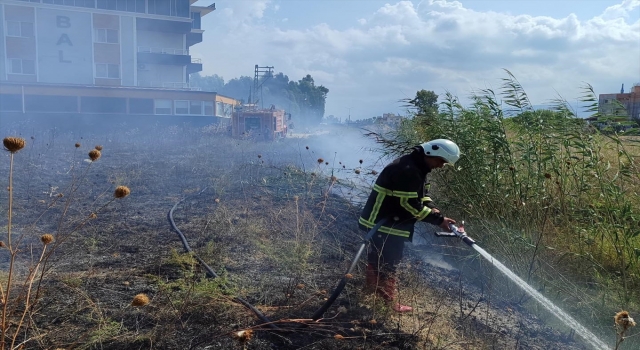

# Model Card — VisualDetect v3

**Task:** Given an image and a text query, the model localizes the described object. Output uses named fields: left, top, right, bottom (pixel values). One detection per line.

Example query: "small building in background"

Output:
left=599, top=84, right=640, bottom=122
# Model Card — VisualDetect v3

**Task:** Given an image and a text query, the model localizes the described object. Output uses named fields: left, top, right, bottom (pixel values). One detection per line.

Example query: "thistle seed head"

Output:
left=131, top=293, right=150, bottom=307
left=233, top=330, right=253, bottom=342
left=334, top=334, right=344, bottom=340
left=317, top=158, right=324, bottom=164
left=114, top=186, right=131, bottom=198
left=89, top=213, right=97, bottom=219
left=88, top=149, right=101, bottom=161
left=359, top=159, right=363, bottom=164
left=75, top=143, right=81, bottom=148
left=544, top=173, right=551, bottom=179
left=3, top=137, right=26, bottom=153
left=94, top=145, right=103, bottom=151
left=41, top=234, right=54, bottom=245
left=615, top=311, right=636, bottom=329
left=0, top=241, right=5, bottom=248
left=355, top=169, right=361, bottom=174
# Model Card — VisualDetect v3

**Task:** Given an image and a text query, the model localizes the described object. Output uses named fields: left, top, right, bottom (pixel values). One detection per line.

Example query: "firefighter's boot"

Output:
left=364, top=264, right=379, bottom=293
left=378, top=276, right=413, bottom=313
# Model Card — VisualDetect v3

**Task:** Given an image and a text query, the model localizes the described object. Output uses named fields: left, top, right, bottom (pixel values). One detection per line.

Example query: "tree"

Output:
left=409, top=90, right=439, bottom=117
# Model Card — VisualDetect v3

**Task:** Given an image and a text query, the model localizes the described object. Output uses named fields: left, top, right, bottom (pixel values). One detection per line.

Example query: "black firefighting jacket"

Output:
left=358, top=147, right=444, bottom=241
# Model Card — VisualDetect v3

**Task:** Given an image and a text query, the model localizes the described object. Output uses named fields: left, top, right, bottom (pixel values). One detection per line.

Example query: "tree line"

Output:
left=190, top=72, right=329, bottom=125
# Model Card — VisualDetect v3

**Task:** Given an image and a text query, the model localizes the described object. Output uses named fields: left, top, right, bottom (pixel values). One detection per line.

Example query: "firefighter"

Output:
left=359, top=139, right=460, bottom=312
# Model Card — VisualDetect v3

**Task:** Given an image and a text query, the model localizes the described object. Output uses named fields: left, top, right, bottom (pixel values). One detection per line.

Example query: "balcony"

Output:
left=187, top=57, right=203, bottom=74
left=137, top=81, right=202, bottom=91
left=137, top=46, right=191, bottom=66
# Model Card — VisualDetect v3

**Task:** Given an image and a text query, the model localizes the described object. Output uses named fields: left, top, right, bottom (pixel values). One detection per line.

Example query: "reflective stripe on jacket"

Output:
left=358, top=148, right=444, bottom=240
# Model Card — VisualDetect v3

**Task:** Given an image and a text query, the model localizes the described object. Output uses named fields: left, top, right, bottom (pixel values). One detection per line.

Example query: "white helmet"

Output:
left=420, top=139, right=460, bottom=164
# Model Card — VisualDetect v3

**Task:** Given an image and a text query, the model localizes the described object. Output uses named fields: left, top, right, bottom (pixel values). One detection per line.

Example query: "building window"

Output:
left=43, top=0, right=96, bottom=7
left=8, top=59, right=36, bottom=75
left=97, top=0, right=144, bottom=12
left=175, top=100, right=189, bottom=114
left=6, top=21, right=35, bottom=38
left=148, top=0, right=189, bottom=17
left=155, top=99, right=172, bottom=114
left=95, top=63, right=120, bottom=78
left=94, top=28, right=118, bottom=43
left=189, top=100, right=202, bottom=115
left=129, top=98, right=154, bottom=114
left=204, top=101, right=214, bottom=115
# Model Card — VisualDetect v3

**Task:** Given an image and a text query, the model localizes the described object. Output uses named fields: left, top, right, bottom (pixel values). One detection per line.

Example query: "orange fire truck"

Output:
left=231, top=104, right=288, bottom=140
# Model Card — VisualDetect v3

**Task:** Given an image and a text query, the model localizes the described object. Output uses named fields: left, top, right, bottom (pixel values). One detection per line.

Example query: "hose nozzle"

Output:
left=448, top=222, right=476, bottom=246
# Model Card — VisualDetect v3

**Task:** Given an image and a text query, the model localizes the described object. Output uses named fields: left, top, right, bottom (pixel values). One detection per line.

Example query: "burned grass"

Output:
left=0, top=125, right=598, bottom=349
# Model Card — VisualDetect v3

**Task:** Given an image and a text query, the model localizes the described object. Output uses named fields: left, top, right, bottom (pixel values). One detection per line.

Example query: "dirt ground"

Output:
left=0, top=122, right=599, bottom=349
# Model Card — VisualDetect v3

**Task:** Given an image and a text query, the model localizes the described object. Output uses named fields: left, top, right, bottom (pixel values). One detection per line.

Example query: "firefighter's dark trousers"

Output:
left=367, top=232, right=406, bottom=275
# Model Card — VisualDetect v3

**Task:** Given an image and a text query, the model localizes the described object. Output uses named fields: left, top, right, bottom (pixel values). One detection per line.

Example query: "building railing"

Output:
left=191, top=58, right=202, bottom=64
left=138, top=47, right=188, bottom=55
left=137, top=81, right=202, bottom=91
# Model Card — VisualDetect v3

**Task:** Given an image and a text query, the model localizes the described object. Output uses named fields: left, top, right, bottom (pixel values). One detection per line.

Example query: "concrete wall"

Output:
left=36, top=7, right=93, bottom=84
left=0, top=5, right=5, bottom=80
left=120, top=16, right=135, bottom=86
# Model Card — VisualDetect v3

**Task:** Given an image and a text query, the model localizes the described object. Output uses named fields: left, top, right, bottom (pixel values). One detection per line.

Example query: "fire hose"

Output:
left=167, top=188, right=278, bottom=329
left=310, top=217, right=389, bottom=320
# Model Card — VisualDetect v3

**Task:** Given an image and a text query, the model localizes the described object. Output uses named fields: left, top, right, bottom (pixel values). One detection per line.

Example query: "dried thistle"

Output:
left=258, top=154, right=262, bottom=158
left=334, top=334, right=344, bottom=340
left=89, top=213, right=97, bottom=219
left=293, top=195, right=299, bottom=201
left=114, top=186, right=131, bottom=198
left=305, top=146, right=309, bottom=150
left=296, top=283, right=305, bottom=289
left=330, top=176, right=337, bottom=182
left=371, top=170, right=378, bottom=175
left=317, top=158, right=324, bottom=164
left=88, top=149, right=101, bottom=161
left=369, top=319, right=377, bottom=325
left=355, top=169, right=361, bottom=174
left=345, top=273, right=353, bottom=279
left=325, top=162, right=329, bottom=165
left=359, top=159, right=363, bottom=164
left=40, top=234, right=54, bottom=245
left=544, top=173, right=551, bottom=179
left=75, top=143, right=81, bottom=148
left=3, top=137, right=26, bottom=153
left=215, top=198, right=220, bottom=203
left=131, top=293, right=150, bottom=307
left=0, top=241, right=5, bottom=248
left=615, top=310, right=636, bottom=330
left=94, top=145, right=103, bottom=151
left=233, top=330, right=253, bottom=342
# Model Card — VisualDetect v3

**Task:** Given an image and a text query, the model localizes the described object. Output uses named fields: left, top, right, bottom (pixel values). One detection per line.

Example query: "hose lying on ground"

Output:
left=167, top=187, right=277, bottom=328
left=310, top=217, right=388, bottom=320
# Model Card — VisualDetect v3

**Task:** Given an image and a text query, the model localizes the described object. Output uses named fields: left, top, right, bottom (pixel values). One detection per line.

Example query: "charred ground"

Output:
left=0, top=123, right=591, bottom=349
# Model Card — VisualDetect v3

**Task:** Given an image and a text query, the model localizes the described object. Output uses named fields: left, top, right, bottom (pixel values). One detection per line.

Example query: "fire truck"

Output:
left=231, top=104, right=289, bottom=140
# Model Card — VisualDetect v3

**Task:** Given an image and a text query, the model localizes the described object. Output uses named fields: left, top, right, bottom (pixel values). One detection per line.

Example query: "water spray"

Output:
left=436, top=222, right=609, bottom=350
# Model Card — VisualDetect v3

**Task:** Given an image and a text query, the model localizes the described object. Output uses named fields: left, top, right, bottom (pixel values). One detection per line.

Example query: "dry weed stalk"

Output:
left=1, top=137, right=130, bottom=349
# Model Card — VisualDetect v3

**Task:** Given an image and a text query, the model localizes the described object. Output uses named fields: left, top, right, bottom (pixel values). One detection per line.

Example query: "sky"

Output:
left=192, top=0, right=640, bottom=120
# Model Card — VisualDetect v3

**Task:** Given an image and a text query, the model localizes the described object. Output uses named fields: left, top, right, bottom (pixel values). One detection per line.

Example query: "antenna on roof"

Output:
left=621, top=83, right=624, bottom=94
